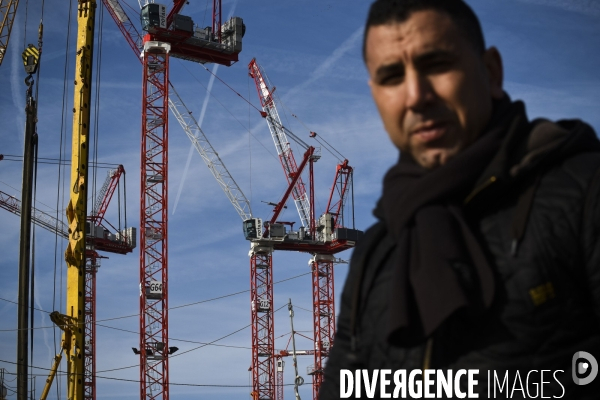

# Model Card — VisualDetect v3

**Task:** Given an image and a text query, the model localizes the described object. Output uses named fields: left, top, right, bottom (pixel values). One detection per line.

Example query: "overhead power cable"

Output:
left=292, top=304, right=313, bottom=313
left=1, top=154, right=120, bottom=169
left=94, top=322, right=251, bottom=350
left=95, top=305, right=290, bottom=373
left=0, top=359, right=297, bottom=388
left=95, top=321, right=253, bottom=373
left=0, top=271, right=312, bottom=330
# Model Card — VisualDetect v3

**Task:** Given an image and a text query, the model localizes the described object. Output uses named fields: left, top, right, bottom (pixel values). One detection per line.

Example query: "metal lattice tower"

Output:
left=140, top=40, right=170, bottom=400
left=275, top=357, right=284, bottom=400
left=309, top=255, right=335, bottom=398
left=84, top=251, right=100, bottom=400
left=99, top=2, right=245, bottom=395
left=250, top=245, right=275, bottom=400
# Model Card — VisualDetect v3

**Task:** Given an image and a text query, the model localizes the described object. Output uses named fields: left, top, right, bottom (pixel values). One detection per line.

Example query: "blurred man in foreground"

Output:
left=320, top=0, right=600, bottom=398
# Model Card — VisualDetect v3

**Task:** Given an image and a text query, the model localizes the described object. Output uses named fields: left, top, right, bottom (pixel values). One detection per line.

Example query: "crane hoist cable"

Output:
left=17, top=18, right=43, bottom=397
left=53, top=0, right=73, bottom=367
left=290, top=113, right=347, bottom=162
left=51, top=4, right=74, bottom=399
left=248, top=71, right=253, bottom=204
left=200, top=62, right=263, bottom=114
left=91, top=0, right=105, bottom=216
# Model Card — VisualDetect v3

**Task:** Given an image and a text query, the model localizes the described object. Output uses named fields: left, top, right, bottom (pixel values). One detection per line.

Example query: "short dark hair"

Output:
left=363, top=0, right=486, bottom=61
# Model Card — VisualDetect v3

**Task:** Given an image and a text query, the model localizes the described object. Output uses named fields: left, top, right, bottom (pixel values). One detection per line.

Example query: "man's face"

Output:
left=365, top=10, right=502, bottom=169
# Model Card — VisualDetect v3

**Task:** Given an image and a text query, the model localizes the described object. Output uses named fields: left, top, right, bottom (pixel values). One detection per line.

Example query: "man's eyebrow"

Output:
left=413, top=49, right=456, bottom=65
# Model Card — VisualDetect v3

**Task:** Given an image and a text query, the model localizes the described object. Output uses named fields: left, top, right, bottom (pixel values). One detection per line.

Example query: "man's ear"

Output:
left=483, top=46, right=504, bottom=99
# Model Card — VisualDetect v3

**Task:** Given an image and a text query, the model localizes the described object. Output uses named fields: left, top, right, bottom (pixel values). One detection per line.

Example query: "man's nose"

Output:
left=405, top=70, right=434, bottom=111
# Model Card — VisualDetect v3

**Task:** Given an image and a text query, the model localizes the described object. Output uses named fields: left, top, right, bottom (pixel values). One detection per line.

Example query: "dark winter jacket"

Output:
left=319, top=104, right=600, bottom=399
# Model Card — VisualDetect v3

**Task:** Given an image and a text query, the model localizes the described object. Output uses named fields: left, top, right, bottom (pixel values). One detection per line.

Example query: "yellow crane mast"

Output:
left=0, top=0, right=19, bottom=66
left=41, top=0, right=96, bottom=399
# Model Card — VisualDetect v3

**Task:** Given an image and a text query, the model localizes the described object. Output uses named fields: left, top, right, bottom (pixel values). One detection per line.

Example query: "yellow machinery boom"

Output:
left=42, top=0, right=96, bottom=399
left=0, top=0, right=20, bottom=66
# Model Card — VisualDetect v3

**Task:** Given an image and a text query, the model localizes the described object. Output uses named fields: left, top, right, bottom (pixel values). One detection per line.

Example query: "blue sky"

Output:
left=1, top=0, right=599, bottom=398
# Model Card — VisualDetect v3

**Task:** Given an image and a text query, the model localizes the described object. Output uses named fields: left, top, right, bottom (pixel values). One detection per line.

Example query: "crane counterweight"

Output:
left=140, top=3, right=244, bottom=65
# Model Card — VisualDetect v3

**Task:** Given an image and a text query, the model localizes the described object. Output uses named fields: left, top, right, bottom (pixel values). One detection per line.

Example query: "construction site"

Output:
left=2, top=1, right=598, bottom=399
left=0, top=1, right=391, bottom=399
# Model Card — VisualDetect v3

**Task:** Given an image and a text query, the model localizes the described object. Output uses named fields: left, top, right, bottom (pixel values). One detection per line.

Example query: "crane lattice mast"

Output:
left=101, top=0, right=245, bottom=398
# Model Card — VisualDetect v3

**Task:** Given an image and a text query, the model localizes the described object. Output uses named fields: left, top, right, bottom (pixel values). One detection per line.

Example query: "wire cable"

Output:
left=2, top=154, right=121, bottom=168
left=248, top=70, right=253, bottom=207
left=0, top=359, right=297, bottom=388
left=0, top=271, right=312, bottom=330
left=29, top=123, right=39, bottom=389
left=177, top=61, right=278, bottom=161
left=23, top=0, right=29, bottom=49
left=200, top=63, right=263, bottom=115
left=52, top=2, right=74, bottom=397
left=292, top=304, right=313, bottom=313
left=95, top=322, right=251, bottom=350
left=120, top=0, right=140, bottom=17
left=202, top=0, right=209, bottom=27
left=291, top=113, right=347, bottom=162
left=95, top=320, right=254, bottom=374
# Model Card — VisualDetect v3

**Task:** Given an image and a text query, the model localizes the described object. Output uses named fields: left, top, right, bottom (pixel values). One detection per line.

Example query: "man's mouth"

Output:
left=411, top=122, right=448, bottom=143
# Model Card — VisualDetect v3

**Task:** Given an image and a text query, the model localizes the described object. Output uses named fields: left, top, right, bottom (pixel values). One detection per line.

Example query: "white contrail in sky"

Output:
left=33, top=275, right=53, bottom=363
left=284, top=26, right=364, bottom=100
left=173, top=14, right=359, bottom=216
left=515, top=0, right=600, bottom=16
left=172, top=63, right=219, bottom=215
left=248, top=25, right=364, bottom=138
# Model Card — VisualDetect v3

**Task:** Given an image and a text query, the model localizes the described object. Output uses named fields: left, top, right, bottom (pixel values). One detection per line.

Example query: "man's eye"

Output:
left=423, top=60, right=452, bottom=74
left=380, top=74, right=404, bottom=85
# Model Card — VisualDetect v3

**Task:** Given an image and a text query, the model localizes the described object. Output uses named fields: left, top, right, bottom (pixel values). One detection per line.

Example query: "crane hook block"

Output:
left=22, top=44, right=40, bottom=74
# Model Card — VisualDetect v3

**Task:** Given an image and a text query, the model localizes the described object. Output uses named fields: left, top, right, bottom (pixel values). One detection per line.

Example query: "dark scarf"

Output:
left=380, top=96, right=525, bottom=343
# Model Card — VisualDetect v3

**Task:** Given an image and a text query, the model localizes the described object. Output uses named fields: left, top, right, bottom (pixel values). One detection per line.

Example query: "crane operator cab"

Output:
left=141, top=3, right=167, bottom=31
left=243, top=218, right=263, bottom=240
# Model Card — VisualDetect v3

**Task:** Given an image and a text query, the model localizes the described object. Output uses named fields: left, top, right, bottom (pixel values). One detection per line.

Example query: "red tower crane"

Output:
left=104, top=3, right=352, bottom=399
left=247, top=58, right=361, bottom=400
left=0, top=164, right=134, bottom=400
left=101, top=1, right=245, bottom=399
